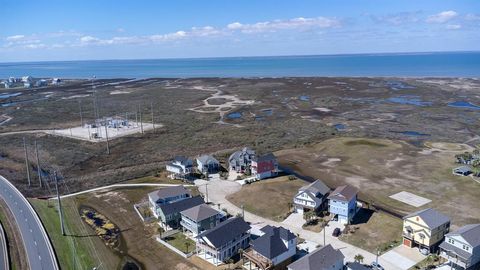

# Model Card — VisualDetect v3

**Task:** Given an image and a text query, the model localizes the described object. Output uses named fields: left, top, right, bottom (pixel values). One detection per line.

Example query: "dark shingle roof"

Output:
left=148, top=186, right=190, bottom=202
left=327, top=185, right=358, bottom=202
left=346, top=262, right=371, bottom=270
left=197, top=155, right=219, bottom=165
left=300, top=180, right=330, bottom=196
left=158, top=196, right=204, bottom=216
left=180, top=204, right=220, bottom=222
left=251, top=226, right=296, bottom=259
left=287, top=244, right=345, bottom=270
left=173, top=156, right=192, bottom=165
left=403, top=208, right=450, bottom=229
left=197, top=217, right=251, bottom=248
left=446, top=224, right=480, bottom=247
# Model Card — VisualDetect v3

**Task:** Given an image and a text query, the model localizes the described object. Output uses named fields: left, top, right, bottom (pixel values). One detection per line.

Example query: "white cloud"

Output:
left=446, top=24, right=461, bottom=30
left=371, top=12, right=420, bottom=25
left=426, top=10, right=458, bottom=23
left=226, top=17, right=340, bottom=33
left=6, top=35, right=26, bottom=41
left=465, top=13, right=480, bottom=21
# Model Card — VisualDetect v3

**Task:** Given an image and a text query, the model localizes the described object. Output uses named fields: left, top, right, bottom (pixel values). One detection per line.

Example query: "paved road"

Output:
left=195, top=176, right=423, bottom=270
left=0, top=175, right=59, bottom=270
left=0, top=222, right=8, bottom=270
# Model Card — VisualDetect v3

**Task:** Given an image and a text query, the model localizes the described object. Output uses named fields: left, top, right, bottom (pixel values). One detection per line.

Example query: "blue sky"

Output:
left=1, top=0, right=479, bottom=62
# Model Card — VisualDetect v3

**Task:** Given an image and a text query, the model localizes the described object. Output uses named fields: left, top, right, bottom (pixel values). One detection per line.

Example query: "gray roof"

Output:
left=158, top=196, right=204, bottom=216
left=148, top=186, right=190, bottom=202
left=403, top=208, right=450, bottom=229
left=197, top=217, right=251, bottom=248
left=346, top=262, right=371, bottom=270
left=253, top=153, right=277, bottom=162
left=252, top=226, right=296, bottom=259
left=446, top=224, right=480, bottom=247
left=439, top=241, right=472, bottom=260
left=229, top=147, right=256, bottom=163
left=173, top=156, right=192, bottom=165
left=197, top=155, right=219, bottom=165
left=180, top=204, right=220, bottom=222
left=300, top=180, right=330, bottom=197
left=287, top=244, right=345, bottom=270
left=454, top=166, right=472, bottom=173
left=327, top=185, right=358, bottom=202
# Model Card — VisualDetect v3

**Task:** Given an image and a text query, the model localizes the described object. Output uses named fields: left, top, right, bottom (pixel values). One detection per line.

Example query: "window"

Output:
left=463, top=245, right=469, bottom=251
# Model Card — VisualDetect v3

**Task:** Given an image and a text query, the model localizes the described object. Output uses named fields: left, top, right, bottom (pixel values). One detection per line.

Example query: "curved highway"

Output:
left=0, top=175, right=59, bottom=270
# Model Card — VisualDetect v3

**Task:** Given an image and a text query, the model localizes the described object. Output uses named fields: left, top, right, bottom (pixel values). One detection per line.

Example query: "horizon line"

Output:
left=1, top=49, right=479, bottom=65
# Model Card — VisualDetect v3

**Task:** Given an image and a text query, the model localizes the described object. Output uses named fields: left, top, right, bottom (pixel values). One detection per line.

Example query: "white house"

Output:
left=293, top=179, right=330, bottom=214
left=166, top=156, right=194, bottom=179
left=440, top=224, right=480, bottom=269
left=243, top=225, right=297, bottom=270
left=196, top=155, right=220, bottom=174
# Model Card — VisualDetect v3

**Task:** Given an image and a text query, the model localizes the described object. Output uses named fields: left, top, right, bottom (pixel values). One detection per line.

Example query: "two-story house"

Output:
left=243, top=225, right=297, bottom=270
left=196, top=217, right=251, bottom=266
left=157, top=196, right=204, bottom=230
left=166, top=156, right=194, bottom=179
left=439, top=224, right=480, bottom=269
left=196, top=155, right=220, bottom=175
left=148, top=185, right=191, bottom=218
left=403, top=208, right=451, bottom=252
left=287, top=244, right=345, bottom=270
left=180, top=204, right=224, bottom=237
left=228, top=147, right=256, bottom=173
left=293, top=179, right=330, bottom=214
left=251, top=153, right=279, bottom=180
left=328, top=185, right=358, bottom=224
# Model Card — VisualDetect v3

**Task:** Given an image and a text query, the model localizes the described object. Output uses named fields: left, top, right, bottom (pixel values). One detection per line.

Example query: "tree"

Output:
left=185, top=242, right=191, bottom=253
left=354, top=254, right=364, bottom=263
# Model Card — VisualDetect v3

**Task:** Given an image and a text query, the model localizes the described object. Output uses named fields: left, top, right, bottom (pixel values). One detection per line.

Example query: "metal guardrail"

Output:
left=0, top=222, right=9, bottom=270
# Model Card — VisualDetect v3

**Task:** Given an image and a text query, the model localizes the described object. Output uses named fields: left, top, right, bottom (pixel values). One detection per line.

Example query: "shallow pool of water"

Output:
left=0, top=92, right=22, bottom=99
left=448, top=101, right=480, bottom=110
left=334, top=124, right=346, bottom=131
left=387, top=96, right=432, bottom=106
left=299, top=95, right=310, bottom=101
left=227, top=112, right=242, bottom=119
left=386, top=80, right=415, bottom=90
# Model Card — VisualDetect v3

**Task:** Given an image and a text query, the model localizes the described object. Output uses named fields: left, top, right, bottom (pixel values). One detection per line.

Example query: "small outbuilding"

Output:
left=453, top=166, right=473, bottom=176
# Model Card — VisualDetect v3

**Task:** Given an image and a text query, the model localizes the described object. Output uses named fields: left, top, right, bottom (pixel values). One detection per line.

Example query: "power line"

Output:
left=23, top=137, right=31, bottom=186
left=34, top=140, right=42, bottom=188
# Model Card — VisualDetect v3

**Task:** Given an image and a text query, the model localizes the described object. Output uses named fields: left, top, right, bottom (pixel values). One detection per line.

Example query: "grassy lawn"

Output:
left=339, top=210, right=402, bottom=254
left=227, top=176, right=307, bottom=221
left=164, top=232, right=196, bottom=254
left=29, top=198, right=103, bottom=270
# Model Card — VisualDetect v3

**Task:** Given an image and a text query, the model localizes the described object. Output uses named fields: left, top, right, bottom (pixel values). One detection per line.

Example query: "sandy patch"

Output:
left=61, top=94, right=91, bottom=100
left=110, top=90, right=132, bottom=95
left=314, top=107, right=332, bottom=112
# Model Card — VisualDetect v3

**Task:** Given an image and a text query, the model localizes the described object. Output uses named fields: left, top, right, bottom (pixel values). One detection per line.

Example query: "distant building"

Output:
left=440, top=224, right=480, bottom=269
left=228, top=147, right=256, bottom=173
left=21, top=76, right=33, bottom=83
left=196, top=217, right=251, bottom=266
left=196, top=155, right=220, bottom=174
left=453, top=166, right=473, bottom=176
left=2, top=81, right=12, bottom=88
left=148, top=185, right=191, bottom=218
left=180, top=204, right=224, bottom=237
left=287, top=244, right=345, bottom=270
left=8, top=77, right=16, bottom=83
left=23, top=82, right=32, bottom=88
left=166, top=156, right=194, bottom=179
left=251, top=153, right=279, bottom=180
left=328, top=185, right=358, bottom=224
left=52, top=78, right=61, bottom=85
left=403, top=208, right=450, bottom=252
left=35, top=79, right=48, bottom=87
left=243, top=225, right=297, bottom=270
left=294, top=179, right=330, bottom=214
left=156, top=196, right=204, bottom=230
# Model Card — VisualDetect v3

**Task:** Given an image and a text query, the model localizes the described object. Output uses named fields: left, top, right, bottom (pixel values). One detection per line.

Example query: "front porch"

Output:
left=242, top=249, right=273, bottom=270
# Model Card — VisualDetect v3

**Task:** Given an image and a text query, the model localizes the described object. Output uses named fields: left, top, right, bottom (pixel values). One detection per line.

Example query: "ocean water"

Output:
left=0, top=52, right=479, bottom=78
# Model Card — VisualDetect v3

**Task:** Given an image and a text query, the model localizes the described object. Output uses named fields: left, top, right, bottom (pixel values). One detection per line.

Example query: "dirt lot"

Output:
left=227, top=176, right=307, bottom=221
left=32, top=184, right=205, bottom=270
left=276, top=137, right=480, bottom=227
left=1, top=77, right=480, bottom=198
left=340, top=210, right=402, bottom=254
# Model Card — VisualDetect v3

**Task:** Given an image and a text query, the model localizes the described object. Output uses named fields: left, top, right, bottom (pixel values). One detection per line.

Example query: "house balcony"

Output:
left=440, top=249, right=469, bottom=268
left=243, top=249, right=273, bottom=270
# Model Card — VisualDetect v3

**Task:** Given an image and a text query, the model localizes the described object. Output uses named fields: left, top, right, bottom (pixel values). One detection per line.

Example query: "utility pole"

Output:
left=139, top=105, right=144, bottom=134
left=79, top=100, right=84, bottom=127
left=323, top=224, right=326, bottom=246
left=135, top=106, right=138, bottom=127
left=205, top=184, right=209, bottom=203
left=241, top=204, right=245, bottom=218
left=151, top=102, right=155, bottom=133
left=54, top=171, right=65, bottom=236
left=34, top=140, right=42, bottom=188
left=104, top=124, right=110, bottom=155
left=23, top=137, right=31, bottom=186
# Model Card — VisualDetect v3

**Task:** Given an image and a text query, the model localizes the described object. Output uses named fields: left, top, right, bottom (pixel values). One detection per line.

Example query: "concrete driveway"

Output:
left=380, top=245, right=426, bottom=269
